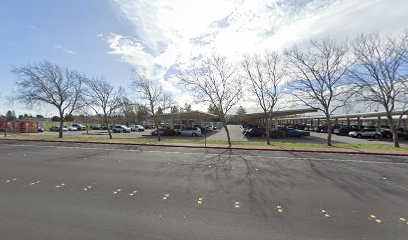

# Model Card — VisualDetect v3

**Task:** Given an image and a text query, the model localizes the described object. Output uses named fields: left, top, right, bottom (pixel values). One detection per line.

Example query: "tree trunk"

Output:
left=154, top=120, right=161, bottom=141
left=85, top=116, right=89, bottom=134
left=265, top=117, right=271, bottom=145
left=326, top=116, right=332, bottom=146
left=58, top=110, right=64, bottom=138
left=106, top=118, right=113, bottom=139
left=387, top=115, right=399, bottom=148
left=224, top=124, right=232, bottom=149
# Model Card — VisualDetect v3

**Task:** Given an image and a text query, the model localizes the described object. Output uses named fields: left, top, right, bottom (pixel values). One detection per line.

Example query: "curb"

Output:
left=1, top=138, right=408, bottom=157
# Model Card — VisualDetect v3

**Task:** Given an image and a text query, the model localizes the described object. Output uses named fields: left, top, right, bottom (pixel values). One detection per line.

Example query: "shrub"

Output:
left=269, top=130, right=286, bottom=138
left=163, top=128, right=178, bottom=136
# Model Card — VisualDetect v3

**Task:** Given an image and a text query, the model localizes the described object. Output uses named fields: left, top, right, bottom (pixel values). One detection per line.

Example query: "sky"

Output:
left=1, top=0, right=407, bottom=117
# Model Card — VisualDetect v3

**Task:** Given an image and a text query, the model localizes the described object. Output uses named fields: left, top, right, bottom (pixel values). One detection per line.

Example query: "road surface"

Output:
left=1, top=141, right=408, bottom=239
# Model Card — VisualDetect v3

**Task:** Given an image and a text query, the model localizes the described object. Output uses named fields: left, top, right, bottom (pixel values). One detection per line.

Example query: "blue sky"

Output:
left=0, top=0, right=133, bottom=115
left=1, top=0, right=408, bottom=116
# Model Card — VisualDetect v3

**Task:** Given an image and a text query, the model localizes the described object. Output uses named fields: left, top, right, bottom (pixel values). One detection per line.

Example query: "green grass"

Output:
left=3, top=134, right=408, bottom=152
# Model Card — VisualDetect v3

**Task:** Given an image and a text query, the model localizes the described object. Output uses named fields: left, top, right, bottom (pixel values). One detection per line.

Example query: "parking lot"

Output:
left=29, top=125, right=407, bottom=146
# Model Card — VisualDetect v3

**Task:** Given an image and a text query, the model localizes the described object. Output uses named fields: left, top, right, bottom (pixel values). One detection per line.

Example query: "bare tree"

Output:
left=179, top=55, right=243, bottom=148
left=242, top=52, right=284, bottom=145
left=120, top=97, right=137, bottom=126
left=132, top=72, right=173, bottom=141
left=12, top=61, right=85, bottom=138
left=135, top=103, right=150, bottom=124
left=85, top=77, right=124, bottom=139
left=284, top=38, right=353, bottom=146
left=350, top=32, right=408, bottom=147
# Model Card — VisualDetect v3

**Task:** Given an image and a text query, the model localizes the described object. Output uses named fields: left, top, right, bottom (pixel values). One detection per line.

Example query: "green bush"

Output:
left=163, top=129, right=178, bottom=136
left=269, top=130, right=286, bottom=138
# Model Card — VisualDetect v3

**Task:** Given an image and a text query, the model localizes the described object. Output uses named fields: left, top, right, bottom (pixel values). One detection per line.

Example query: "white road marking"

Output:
left=321, top=209, right=330, bottom=218
left=235, top=201, right=240, bottom=208
left=2, top=143, right=408, bottom=165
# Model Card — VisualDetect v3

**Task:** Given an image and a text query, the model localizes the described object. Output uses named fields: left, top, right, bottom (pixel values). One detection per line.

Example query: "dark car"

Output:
left=90, top=125, right=100, bottom=130
left=334, top=126, right=361, bottom=136
left=244, top=128, right=266, bottom=137
left=284, top=128, right=310, bottom=137
left=398, top=128, right=408, bottom=140
left=380, top=129, right=393, bottom=138
left=37, top=127, right=44, bottom=132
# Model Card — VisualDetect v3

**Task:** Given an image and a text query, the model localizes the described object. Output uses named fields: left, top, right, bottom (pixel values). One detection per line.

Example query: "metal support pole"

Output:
left=357, top=117, right=362, bottom=130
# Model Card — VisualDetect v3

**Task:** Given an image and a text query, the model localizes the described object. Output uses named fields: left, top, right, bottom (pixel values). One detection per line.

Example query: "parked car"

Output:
left=380, top=129, right=393, bottom=138
left=312, top=126, right=323, bottom=132
left=65, top=126, right=78, bottom=131
left=178, top=127, right=202, bottom=137
left=349, top=128, right=382, bottom=138
left=244, top=128, right=266, bottom=137
left=284, top=128, right=310, bottom=137
left=193, top=125, right=210, bottom=134
left=112, top=125, right=131, bottom=133
left=72, top=123, right=86, bottom=131
left=90, top=125, right=100, bottom=130
left=151, top=128, right=167, bottom=135
left=319, top=125, right=340, bottom=133
left=49, top=126, right=68, bottom=132
left=398, top=128, right=408, bottom=140
left=130, top=124, right=145, bottom=132
left=37, top=127, right=44, bottom=132
left=293, top=124, right=307, bottom=130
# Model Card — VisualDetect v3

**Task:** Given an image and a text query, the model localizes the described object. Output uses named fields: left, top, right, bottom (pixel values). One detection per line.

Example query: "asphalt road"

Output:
left=1, top=141, right=408, bottom=240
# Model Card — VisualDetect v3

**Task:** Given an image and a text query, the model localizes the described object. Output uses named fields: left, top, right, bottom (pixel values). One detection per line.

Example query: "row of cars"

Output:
left=151, top=125, right=217, bottom=137
left=89, top=124, right=146, bottom=132
left=49, top=123, right=86, bottom=132
left=48, top=123, right=145, bottom=133
left=292, top=124, right=408, bottom=139
left=241, top=125, right=310, bottom=138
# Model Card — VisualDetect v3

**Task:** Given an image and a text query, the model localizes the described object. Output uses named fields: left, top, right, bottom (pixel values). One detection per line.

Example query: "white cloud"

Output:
left=54, top=44, right=77, bottom=55
left=105, top=0, right=408, bottom=112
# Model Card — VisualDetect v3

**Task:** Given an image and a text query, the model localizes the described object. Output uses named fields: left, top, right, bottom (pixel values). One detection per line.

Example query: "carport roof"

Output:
left=155, top=111, right=218, bottom=120
left=239, top=108, right=318, bottom=121
left=282, top=109, right=408, bottom=120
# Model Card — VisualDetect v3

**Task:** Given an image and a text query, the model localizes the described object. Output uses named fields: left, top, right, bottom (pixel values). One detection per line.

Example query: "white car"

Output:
left=130, top=124, right=145, bottom=132
left=349, top=128, right=381, bottom=138
left=65, top=126, right=78, bottom=131
left=112, top=125, right=131, bottom=133
left=178, top=127, right=202, bottom=137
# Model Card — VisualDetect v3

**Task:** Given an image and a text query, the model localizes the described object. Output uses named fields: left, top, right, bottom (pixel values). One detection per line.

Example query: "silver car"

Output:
left=130, top=124, right=145, bottom=132
left=348, top=128, right=382, bottom=138
left=178, top=127, right=202, bottom=137
left=112, top=125, right=131, bottom=133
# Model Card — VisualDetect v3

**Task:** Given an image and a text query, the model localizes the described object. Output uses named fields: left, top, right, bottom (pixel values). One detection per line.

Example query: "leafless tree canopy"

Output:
left=12, top=61, right=86, bottom=138
left=242, top=52, right=284, bottom=144
left=284, top=38, right=352, bottom=146
left=132, top=71, right=174, bottom=141
left=85, top=77, right=124, bottom=139
left=179, top=55, right=243, bottom=147
left=180, top=55, right=242, bottom=117
left=350, top=32, right=408, bottom=147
